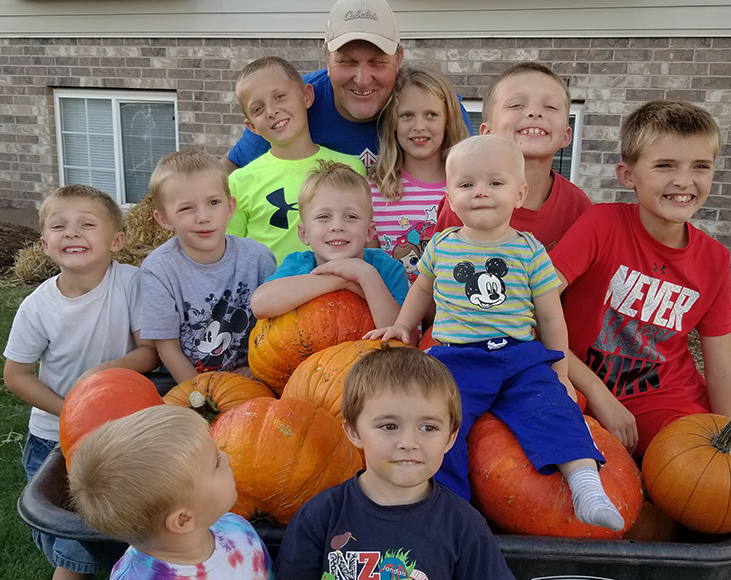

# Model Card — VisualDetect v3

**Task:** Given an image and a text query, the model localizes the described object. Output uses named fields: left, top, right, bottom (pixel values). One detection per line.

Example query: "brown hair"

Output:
left=39, top=184, right=123, bottom=233
left=149, top=149, right=230, bottom=210
left=235, top=56, right=305, bottom=119
left=69, top=406, right=212, bottom=547
left=371, top=65, right=469, bottom=200
left=298, top=159, right=372, bottom=217
left=342, top=344, right=462, bottom=434
left=620, top=100, right=721, bottom=166
left=482, top=62, right=571, bottom=124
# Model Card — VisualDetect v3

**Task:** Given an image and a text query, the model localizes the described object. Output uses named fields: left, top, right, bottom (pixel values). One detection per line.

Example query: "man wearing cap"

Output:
left=223, top=0, right=470, bottom=173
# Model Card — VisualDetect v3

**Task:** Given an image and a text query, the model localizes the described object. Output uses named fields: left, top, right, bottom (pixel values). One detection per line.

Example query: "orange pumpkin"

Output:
left=59, top=369, right=164, bottom=469
left=642, top=413, right=731, bottom=534
left=248, top=290, right=375, bottom=394
left=281, top=339, right=410, bottom=421
left=163, top=371, right=274, bottom=424
left=622, top=496, right=680, bottom=542
left=418, top=326, right=440, bottom=351
left=468, top=413, right=642, bottom=538
left=211, top=397, right=362, bottom=524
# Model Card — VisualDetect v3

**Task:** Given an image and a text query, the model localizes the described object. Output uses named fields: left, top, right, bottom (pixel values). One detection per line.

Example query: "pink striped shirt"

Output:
left=370, top=171, right=445, bottom=285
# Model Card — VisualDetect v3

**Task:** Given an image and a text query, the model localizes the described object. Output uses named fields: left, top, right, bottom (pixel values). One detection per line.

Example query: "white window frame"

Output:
left=461, top=100, right=584, bottom=184
left=54, top=89, right=179, bottom=207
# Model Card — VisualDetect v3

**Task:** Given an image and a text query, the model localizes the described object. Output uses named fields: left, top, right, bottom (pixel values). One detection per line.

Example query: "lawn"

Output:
left=0, top=277, right=109, bottom=580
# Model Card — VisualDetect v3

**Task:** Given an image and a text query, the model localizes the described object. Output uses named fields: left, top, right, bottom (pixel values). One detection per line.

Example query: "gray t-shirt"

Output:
left=140, top=235, right=276, bottom=372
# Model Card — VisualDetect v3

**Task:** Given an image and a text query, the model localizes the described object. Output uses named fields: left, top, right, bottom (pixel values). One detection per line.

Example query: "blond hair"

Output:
left=621, top=100, right=721, bottom=166
left=149, top=150, right=230, bottom=210
left=482, top=62, right=571, bottom=124
left=298, top=159, right=372, bottom=217
left=446, top=134, right=526, bottom=183
left=39, top=184, right=123, bottom=233
left=69, top=406, right=212, bottom=546
left=342, top=344, right=462, bottom=435
left=371, top=66, right=469, bottom=201
left=235, top=56, right=305, bottom=119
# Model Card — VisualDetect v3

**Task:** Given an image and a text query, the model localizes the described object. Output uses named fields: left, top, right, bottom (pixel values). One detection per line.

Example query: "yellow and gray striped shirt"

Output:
left=418, top=228, right=559, bottom=343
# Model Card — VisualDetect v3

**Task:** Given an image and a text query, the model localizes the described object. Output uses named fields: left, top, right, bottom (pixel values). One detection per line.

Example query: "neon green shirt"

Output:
left=226, top=146, right=366, bottom=264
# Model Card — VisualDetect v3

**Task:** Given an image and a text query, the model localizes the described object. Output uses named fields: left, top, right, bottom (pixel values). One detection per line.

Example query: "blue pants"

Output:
left=430, top=339, right=605, bottom=500
left=22, top=433, right=100, bottom=574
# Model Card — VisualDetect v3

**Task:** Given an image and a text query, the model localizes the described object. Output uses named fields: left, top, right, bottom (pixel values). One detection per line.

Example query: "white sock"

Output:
left=566, top=466, right=624, bottom=531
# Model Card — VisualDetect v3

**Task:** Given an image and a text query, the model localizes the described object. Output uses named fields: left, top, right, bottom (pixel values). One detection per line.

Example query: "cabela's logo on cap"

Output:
left=344, top=9, right=379, bottom=21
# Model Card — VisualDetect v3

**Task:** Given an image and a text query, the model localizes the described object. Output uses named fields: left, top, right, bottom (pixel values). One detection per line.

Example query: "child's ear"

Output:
left=365, top=220, right=376, bottom=243
left=616, top=162, right=636, bottom=190
left=243, top=118, right=260, bottom=136
left=515, top=183, right=529, bottom=210
left=479, top=122, right=491, bottom=135
left=297, top=222, right=310, bottom=246
left=559, top=124, right=572, bottom=150
left=303, top=83, right=315, bottom=109
left=40, top=236, right=49, bottom=255
left=226, top=196, right=236, bottom=221
left=444, top=429, right=458, bottom=453
left=153, top=209, right=175, bottom=232
left=342, top=419, right=364, bottom=449
left=110, top=231, right=125, bottom=253
left=164, top=508, right=196, bottom=535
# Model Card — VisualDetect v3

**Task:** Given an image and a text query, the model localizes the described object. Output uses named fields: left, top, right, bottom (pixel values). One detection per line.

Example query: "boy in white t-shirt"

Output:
left=3, top=184, right=159, bottom=580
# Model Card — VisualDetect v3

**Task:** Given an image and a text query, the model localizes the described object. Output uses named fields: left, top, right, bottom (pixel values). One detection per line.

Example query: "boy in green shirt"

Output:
left=227, top=56, right=366, bottom=264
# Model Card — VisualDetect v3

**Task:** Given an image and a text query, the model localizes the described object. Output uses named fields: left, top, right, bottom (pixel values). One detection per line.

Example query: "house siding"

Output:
left=1, top=36, right=730, bottom=245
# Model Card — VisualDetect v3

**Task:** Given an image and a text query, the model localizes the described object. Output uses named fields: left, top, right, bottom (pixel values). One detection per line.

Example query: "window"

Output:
left=54, top=90, right=178, bottom=205
left=461, top=100, right=584, bottom=184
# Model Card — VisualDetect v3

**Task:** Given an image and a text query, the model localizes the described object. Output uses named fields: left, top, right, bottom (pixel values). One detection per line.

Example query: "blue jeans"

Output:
left=22, top=432, right=100, bottom=574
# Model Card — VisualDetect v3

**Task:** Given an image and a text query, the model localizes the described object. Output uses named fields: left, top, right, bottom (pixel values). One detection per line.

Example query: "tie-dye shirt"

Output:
left=111, top=513, right=274, bottom=580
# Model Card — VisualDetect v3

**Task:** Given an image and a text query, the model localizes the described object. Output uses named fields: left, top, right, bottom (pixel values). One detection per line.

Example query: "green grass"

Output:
left=0, top=278, right=109, bottom=580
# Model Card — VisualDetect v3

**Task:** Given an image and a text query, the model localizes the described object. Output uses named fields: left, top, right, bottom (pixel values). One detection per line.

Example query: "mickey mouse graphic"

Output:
left=453, top=258, right=509, bottom=309
left=194, top=293, right=251, bottom=372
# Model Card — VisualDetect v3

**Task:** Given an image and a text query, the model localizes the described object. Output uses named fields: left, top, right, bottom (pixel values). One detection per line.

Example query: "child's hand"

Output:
left=76, top=362, right=114, bottom=384
left=587, top=392, right=639, bottom=454
left=364, top=324, right=412, bottom=344
left=312, top=258, right=374, bottom=284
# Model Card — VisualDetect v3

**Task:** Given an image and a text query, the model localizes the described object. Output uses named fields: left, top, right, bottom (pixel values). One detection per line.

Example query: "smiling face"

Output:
left=188, top=438, right=238, bottom=530
left=445, top=138, right=528, bottom=243
left=153, top=171, right=235, bottom=264
left=395, top=84, right=448, bottom=168
left=41, top=197, right=124, bottom=275
left=326, top=40, right=402, bottom=123
left=298, top=185, right=375, bottom=265
left=616, top=134, right=716, bottom=248
left=239, top=67, right=314, bottom=155
left=483, top=71, right=572, bottom=161
left=343, top=388, right=457, bottom=506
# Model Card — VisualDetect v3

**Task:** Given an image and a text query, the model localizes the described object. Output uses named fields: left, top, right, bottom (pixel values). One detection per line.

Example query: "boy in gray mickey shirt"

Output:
left=140, top=150, right=276, bottom=383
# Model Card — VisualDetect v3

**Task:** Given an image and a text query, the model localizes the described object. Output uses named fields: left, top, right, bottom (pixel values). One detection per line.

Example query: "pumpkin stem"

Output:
left=711, top=418, right=731, bottom=453
left=187, top=392, right=221, bottom=423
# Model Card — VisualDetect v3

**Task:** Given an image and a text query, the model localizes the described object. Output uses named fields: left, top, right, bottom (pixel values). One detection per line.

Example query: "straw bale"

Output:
left=124, top=194, right=173, bottom=248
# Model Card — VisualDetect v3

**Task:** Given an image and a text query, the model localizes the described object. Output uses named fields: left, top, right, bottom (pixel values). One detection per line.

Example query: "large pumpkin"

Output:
left=163, top=371, right=274, bottom=424
left=467, top=413, right=642, bottom=538
left=281, top=339, right=410, bottom=421
left=59, top=369, right=164, bottom=469
left=642, top=413, right=731, bottom=534
left=622, top=496, right=680, bottom=542
left=248, top=290, right=375, bottom=394
left=211, top=397, right=362, bottom=524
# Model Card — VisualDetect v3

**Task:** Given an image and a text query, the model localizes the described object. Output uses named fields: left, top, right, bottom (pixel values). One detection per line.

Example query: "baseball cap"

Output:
left=325, top=0, right=401, bottom=55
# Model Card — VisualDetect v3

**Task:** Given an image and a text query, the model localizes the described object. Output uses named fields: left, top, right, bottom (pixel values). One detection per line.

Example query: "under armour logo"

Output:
left=653, top=263, right=666, bottom=275
left=266, top=188, right=297, bottom=230
left=360, top=148, right=377, bottom=168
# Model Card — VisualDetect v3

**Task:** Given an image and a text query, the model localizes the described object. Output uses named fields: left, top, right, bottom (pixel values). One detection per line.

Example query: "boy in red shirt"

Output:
left=552, top=101, right=731, bottom=456
left=436, top=62, right=591, bottom=251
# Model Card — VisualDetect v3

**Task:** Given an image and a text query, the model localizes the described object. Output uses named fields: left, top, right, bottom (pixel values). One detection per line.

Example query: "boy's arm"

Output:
left=533, top=287, right=575, bottom=401
left=251, top=273, right=362, bottom=319
left=365, top=273, right=434, bottom=344
left=3, top=360, right=64, bottom=416
left=155, top=338, right=198, bottom=384
left=700, top=333, right=731, bottom=418
left=556, top=266, right=639, bottom=451
left=76, top=332, right=160, bottom=383
left=312, top=258, right=402, bottom=328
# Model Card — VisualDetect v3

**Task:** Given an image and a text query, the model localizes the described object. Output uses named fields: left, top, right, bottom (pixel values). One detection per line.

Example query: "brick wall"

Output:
left=1, top=36, right=730, bottom=244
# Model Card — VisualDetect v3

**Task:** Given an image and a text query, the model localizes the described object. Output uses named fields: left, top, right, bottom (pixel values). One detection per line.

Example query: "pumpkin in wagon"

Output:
left=642, top=413, right=731, bottom=534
